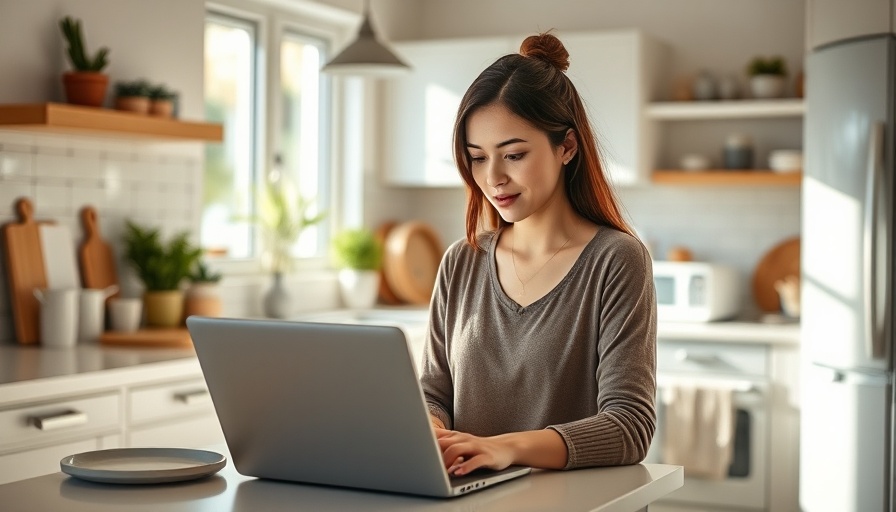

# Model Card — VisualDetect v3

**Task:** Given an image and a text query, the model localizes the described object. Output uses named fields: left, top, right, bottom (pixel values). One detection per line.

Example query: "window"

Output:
left=202, top=8, right=331, bottom=267
left=278, top=31, right=330, bottom=258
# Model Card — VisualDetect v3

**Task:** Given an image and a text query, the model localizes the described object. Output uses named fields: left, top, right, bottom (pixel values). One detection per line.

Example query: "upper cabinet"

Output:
left=380, top=31, right=664, bottom=187
left=560, top=31, right=665, bottom=186
left=807, top=0, right=894, bottom=51
left=380, top=37, right=515, bottom=187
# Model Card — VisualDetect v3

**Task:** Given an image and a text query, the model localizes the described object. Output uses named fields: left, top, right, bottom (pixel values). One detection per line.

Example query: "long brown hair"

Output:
left=453, top=32, right=633, bottom=250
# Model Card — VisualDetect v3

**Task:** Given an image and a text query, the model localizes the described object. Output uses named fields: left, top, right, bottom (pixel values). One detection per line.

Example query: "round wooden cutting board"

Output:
left=383, top=222, right=443, bottom=305
left=752, top=237, right=800, bottom=313
left=374, top=221, right=403, bottom=305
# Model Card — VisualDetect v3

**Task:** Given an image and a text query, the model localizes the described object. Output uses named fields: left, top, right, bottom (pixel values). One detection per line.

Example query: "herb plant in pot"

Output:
left=746, top=56, right=788, bottom=99
left=184, top=261, right=223, bottom=318
left=331, top=228, right=383, bottom=310
left=114, top=79, right=151, bottom=114
left=149, top=84, right=177, bottom=117
left=122, top=221, right=202, bottom=327
left=59, top=16, right=110, bottom=107
left=250, top=156, right=326, bottom=318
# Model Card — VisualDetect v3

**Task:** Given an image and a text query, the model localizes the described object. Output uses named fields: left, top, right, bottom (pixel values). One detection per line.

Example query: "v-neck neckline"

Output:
left=487, top=226, right=603, bottom=314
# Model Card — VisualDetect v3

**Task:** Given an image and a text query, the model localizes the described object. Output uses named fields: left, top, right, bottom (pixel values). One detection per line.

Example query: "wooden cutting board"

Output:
left=40, top=224, right=80, bottom=289
left=375, top=221, right=403, bottom=305
left=2, top=197, right=48, bottom=344
left=100, top=328, right=193, bottom=348
left=752, top=236, right=801, bottom=313
left=79, top=206, right=119, bottom=301
left=383, top=221, right=443, bottom=305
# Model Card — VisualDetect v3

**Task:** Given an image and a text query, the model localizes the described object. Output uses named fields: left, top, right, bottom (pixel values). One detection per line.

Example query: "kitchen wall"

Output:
left=0, top=0, right=208, bottom=343
left=361, top=0, right=806, bottom=319
left=0, top=0, right=806, bottom=341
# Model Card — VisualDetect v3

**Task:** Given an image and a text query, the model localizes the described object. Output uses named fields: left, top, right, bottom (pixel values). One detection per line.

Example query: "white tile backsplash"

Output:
left=0, top=132, right=205, bottom=344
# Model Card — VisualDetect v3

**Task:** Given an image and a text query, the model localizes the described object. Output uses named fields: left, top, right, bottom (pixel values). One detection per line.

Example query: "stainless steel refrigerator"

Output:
left=800, top=34, right=895, bottom=511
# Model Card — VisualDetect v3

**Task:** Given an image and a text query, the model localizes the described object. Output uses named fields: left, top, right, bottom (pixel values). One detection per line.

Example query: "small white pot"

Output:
left=338, top=269, right=380, bottom=309
left=749, top=75, right=786, bottom=99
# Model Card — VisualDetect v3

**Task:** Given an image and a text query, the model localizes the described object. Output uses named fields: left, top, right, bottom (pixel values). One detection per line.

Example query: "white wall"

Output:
left=361, top=0, right=806, bottom=319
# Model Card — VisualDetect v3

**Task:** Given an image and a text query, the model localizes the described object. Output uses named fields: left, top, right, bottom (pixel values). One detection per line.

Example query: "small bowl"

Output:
left=679, top=154, right=710, bottom=171
left=769, top=150, right=803, bottom=172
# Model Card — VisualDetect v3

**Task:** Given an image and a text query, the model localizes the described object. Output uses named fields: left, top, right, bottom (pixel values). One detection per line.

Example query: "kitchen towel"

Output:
left=660, top=382, right=735, bottom=480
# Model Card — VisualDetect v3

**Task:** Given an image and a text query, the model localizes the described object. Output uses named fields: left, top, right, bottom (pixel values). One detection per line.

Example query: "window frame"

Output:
left=204, top=1, right=344, bottom=276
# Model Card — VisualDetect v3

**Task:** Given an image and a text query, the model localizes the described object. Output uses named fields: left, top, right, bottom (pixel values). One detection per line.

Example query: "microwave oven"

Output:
left=652, top=261, right=741, bottom=322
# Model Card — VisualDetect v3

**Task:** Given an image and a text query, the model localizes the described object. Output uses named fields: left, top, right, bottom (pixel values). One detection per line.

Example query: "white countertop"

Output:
left=0, top=310, right=799, bottom=402
left=657, top=319, right=800, bottom=345
left=0, top=446, right=683, bottom=512
left=0, top=342, right=198, bottom=405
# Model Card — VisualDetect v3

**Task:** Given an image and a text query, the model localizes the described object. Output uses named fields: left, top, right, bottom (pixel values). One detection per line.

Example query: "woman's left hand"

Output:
left=435, top=428, right=516, bottom=476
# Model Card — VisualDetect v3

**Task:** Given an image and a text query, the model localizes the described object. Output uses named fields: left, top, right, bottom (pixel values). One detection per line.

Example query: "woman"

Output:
left=419, top=32, right=657, bottom=477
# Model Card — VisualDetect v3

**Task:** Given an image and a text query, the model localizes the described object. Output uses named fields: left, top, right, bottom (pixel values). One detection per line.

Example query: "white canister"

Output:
left=78, top=286, right=119, bottom=342
left=34, top=288, right=79, bottom=348
left=109, top=297, right=143, bottom=332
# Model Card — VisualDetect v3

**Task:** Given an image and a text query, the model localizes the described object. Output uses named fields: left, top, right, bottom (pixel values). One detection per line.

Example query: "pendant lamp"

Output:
left=322, top=0, right=410, bottom=76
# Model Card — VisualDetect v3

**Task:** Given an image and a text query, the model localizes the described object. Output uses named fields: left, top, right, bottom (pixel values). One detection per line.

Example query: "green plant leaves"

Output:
left=123, top=221, right=203, bottom=291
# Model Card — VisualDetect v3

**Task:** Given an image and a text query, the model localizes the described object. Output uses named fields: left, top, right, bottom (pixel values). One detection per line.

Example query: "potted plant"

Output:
left=114, top=79, right=151, bottom=114
left=330, top=228, right=383, bottom=310
left=148, top=84, right=178, bottom=117
left=59, top=16, right=110, bottom=107
left=122, top=220, right=202, bottom=327
left=746, top=56, right=788, bottom=99
left=184, top=260, right=223, bottom=318
left=245, top=156, right=326, bottom=318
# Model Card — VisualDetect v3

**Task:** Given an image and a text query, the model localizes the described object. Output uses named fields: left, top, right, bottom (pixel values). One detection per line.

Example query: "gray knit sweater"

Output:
left=420, top=227, right=657, bottom=469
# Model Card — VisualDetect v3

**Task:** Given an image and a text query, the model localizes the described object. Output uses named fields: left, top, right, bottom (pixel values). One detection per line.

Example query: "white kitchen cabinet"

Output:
left=381, top=30, right=665, bottom=187
left=807, top=0, right=893, bottom=51
left=127, top=378, right=224, bottom=449
left=381, top=37, right=515, bottom=186
left=0, top=347, right=223, bottom=484
left=0, top=392, right=122, bottom=485
left=560, top=31, right=666, bottom=185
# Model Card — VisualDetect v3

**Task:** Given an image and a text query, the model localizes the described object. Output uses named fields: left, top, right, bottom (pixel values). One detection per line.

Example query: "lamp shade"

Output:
left=322, top=7, right=409, bottom=76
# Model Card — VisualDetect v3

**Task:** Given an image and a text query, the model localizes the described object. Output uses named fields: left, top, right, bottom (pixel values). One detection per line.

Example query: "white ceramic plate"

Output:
left=60, top=448, right=226, bottom=484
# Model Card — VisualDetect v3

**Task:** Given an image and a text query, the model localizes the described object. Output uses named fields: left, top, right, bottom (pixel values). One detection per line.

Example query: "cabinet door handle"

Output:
left=30, top=410, right=88, bottom=431
left=674, top=349, right=719, bottom=365
left=174, top=389, right=209, bottom=405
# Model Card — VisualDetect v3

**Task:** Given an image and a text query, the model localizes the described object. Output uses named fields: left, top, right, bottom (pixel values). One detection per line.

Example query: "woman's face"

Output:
left=465, top=103, right=575, bottom=224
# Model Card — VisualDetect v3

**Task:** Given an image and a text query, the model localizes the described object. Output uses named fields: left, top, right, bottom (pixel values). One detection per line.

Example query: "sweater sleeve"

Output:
left=419, top=241, right=461, bottom=430
left=548, top=238, right=657, bottom=468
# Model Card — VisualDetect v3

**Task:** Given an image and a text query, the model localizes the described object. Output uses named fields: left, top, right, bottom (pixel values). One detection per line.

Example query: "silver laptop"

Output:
left=186, top=316, right=531, bottom=498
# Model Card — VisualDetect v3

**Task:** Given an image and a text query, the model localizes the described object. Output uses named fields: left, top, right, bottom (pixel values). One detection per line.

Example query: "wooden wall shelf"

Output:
left=0, top=103, right=222, bottom=142
left=652, top=170, right=802, bottom=186
left=646, top=99, right=805, bottom=120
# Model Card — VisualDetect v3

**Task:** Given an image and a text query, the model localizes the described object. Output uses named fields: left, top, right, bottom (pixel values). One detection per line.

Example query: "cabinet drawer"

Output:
left=129, top=378, right=214, bottom=425
left=657, top=340, right=769, bottom=378
left=0, top=438, right=99, bottom=485
left=0, top=393, right=120, bottom=452
left=129, top=413, right=224, bottom=449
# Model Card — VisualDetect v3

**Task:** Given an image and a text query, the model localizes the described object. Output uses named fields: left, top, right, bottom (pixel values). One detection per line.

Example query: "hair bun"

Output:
left=519, top=33, right=570, bottom=72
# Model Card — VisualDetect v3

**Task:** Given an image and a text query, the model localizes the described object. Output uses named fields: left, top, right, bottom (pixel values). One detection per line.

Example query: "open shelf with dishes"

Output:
left=0, top=103, right=222, bottom=142
left=646, top=99, right=804, bottom=186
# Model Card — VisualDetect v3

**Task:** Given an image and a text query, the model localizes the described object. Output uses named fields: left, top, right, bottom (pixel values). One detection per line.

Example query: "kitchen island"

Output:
left=0, top=452, right=682, bottom=512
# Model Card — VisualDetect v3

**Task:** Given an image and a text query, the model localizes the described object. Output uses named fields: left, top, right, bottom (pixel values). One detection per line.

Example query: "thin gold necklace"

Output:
left=511, top=231, right=572, bottom=297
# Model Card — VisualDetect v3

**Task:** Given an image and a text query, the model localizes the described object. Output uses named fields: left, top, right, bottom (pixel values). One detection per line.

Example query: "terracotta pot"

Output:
left=749, top=75, right=786, bottom=99
left=144, top=290, right=184, bottom=327
left=62, top=72, right=109, bottom=107
left=115, top=96, right=150, bottom=114
left=150, top=99, right=174, bottom=117
left=183, top=283, right=222, bottom=318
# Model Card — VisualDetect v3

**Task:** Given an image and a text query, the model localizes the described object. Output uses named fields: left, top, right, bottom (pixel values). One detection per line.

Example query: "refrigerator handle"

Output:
left=863, top=122, right=887, bottom=360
